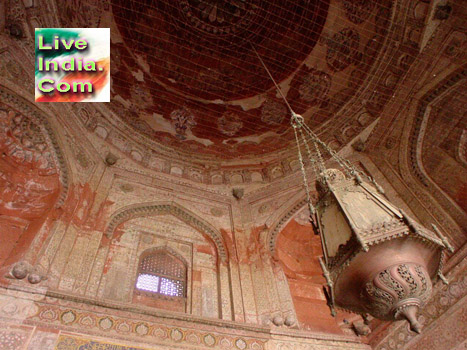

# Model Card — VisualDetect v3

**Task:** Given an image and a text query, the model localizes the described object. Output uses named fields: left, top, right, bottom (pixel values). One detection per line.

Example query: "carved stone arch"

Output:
left=105, top=201, right=228, bottom=262
left=265, top=192, right=309, bottom=255
left=133, top=245, right=190, bottom=312
left=409, top=68, right=466, bottom=188
left=0, top=85, right=71, bottom=207
left=404, top=68, right=467, bottom=234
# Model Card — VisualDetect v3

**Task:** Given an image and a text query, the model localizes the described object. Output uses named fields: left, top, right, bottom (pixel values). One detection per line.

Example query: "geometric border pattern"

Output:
left=31, top=303, right=266, bottom=350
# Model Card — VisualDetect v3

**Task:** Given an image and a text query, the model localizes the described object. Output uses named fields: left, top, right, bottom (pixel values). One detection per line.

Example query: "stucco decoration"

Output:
left=105, top=202, right=228, bottom=262
left=408, top=69, right=467, bottom=225
left=0, top=86, right=70, bottom=207
left=48, top=0, right=396, bottom=161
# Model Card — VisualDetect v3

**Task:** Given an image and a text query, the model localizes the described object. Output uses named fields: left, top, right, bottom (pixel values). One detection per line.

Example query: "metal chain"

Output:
left=252, top=46, right=385, bottom=195
left=301, top=122, right=354, bottom=177
left=292, top=117, right=315, bottom=215
left=298, top=127, right=320, bottom=180
left=312, top=135, right=327, bottom=182
left=300, top=121, right=385, bottom=193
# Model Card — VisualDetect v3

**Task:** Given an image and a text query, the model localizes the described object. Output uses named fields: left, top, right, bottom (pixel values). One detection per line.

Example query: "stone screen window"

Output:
left=135, top=250, right=186, bottom=299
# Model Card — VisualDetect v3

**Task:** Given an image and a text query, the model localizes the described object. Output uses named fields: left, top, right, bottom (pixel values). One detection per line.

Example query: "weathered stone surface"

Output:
left=0, top=1, right=465, bottom=349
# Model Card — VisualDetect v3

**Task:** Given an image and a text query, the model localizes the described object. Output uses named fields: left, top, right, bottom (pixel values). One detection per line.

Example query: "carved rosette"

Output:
left=362, top=263, right=432, bottom=332
left=326, top=28, right=360, bottom=71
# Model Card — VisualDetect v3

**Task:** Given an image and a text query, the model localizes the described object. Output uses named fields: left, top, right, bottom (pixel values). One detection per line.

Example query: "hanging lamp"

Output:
left=252, top=46, right=454, bottom=333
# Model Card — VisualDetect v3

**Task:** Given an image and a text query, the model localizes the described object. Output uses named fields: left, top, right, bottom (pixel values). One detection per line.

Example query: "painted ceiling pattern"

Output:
left=56, top=0, right=392, bottom=160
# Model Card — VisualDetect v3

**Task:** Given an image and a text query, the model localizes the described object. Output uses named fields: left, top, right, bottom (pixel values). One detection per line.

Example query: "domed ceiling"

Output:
left=58, top=0, right=392, bottom=161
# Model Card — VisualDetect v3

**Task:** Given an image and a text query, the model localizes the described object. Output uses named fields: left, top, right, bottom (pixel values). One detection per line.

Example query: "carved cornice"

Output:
left=0, top=285, right=367, bottom=346
left=105, top=201, right=228, bottom=262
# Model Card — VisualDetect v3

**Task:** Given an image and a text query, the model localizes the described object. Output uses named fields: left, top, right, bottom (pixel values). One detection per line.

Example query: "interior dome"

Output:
left=89, top=0, right=392, bottom=161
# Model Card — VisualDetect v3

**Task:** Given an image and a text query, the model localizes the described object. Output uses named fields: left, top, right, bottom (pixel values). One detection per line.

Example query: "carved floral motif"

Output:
left=180, top=0, right=258, bottom=35
left=342, top=0, right=375, bottom=24
left=218, top=111, right=243, bottom=136
left=326, top=28, right=360, bottom=71
left=0, top=108, right=56, bottom=174
left=261, top=99, right=287, bottom=125
left=55, top=0, right=106, bottom=28
left=0, top=104, right=61, bottom=218
left=298, top=68, right=332, bottom=105
left=170, top=107, right=197, bottom=140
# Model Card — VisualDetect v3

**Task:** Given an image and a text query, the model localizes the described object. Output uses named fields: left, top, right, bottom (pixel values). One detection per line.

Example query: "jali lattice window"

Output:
left=135, top=249, right=186, bottom=298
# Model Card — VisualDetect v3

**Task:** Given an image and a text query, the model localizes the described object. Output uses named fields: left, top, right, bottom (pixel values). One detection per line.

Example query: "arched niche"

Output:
left=133, top=246, right=189, bottom=313
left=408, top=69, right=467, bottom=224
left=105, top=201, right=228, bottom=262
left=0, top=86, right=70, bottom=268
left=267, top=198, right=353, bottom=334
left=101, top=201, right=229, bottom=318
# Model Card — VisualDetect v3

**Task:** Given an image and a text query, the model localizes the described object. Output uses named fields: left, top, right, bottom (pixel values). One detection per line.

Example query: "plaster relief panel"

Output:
left=99, top=214, right=222, bottom=318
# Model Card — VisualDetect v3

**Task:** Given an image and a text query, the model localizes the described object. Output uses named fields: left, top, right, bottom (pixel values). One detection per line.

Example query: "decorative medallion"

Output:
left=1, top=108, right=56, bottom=173
left=1, top=303, right=18, bottom=316
left=152, top=327, right=168, bottom=339
left=220, top=338, right=233, bottom=348
left=186, top=332, right=200, bottom=344
left=98, top=317, right=114, bottom=330
left=218, top=111, right=243, bottom=136
left=10, top=115, right=47, bottom=152
left=326, top=28, right=360, bottom=71
left=78, top=315, right=95, bottom=328
left=261, top=99, right=287, bottom=125
left=115, top=320, right=131, bottom=333
left=119, top=183, right=134, bottom=193
left=39, top=309, right=58, bottom=321
left=298, top=68, right=332, bottom=105
left=258, top=203, right=270, bottom=214
left=170, top=107, right=197, bottom=140
left=210, top=207, right=224, bottom=217
left=60, top=310, right=76, bottom=325
left=180, top=0, right=260, bottom=35
left=170, top=328, right=184, bottom=341
left=130, top=84, right=153, bottom=110
left=342, top=0, right=375, bottom=24
left=235, top=338, right=247, bottom=350
left=250, top=341, right=264, bottom=350
left=203, top=333, right=216, bottom=346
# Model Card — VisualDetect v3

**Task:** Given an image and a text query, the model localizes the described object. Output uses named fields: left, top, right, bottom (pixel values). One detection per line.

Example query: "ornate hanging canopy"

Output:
left=291, top=111, right=453, bottom=334
left=253, top=49, right=454, bottom=333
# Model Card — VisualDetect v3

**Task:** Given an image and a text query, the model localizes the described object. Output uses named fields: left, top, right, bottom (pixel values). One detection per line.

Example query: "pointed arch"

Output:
left=264, top=193, right=308, bottom=255
left=139, top=246, right=188, bottom=268
left=136, top=246, right=188, bottom=298
left=105, top=201, right=228, bottom=262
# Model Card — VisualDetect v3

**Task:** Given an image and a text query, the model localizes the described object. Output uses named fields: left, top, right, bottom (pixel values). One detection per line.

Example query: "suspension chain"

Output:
left=298, top=127, right=319, bottom=180
left=299, top=117, right=385, bottom=193
left=292, top=115, right=316, bottom=215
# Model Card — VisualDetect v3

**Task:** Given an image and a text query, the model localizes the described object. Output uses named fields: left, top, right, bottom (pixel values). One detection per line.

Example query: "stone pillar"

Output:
left=219, top=261, right=233, bottom=320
